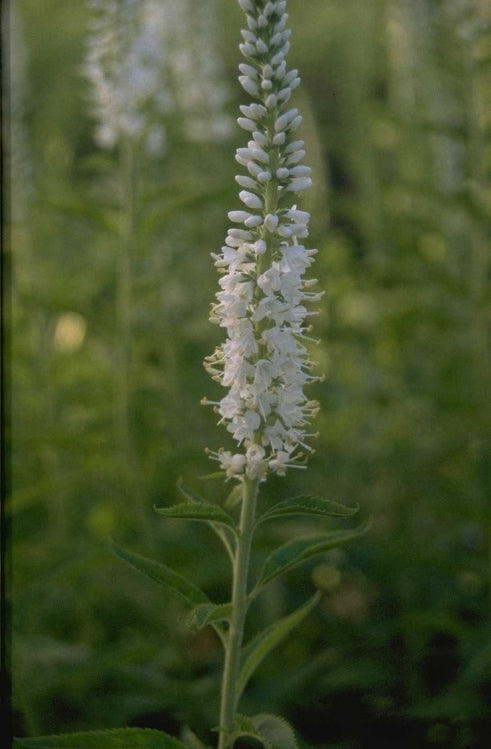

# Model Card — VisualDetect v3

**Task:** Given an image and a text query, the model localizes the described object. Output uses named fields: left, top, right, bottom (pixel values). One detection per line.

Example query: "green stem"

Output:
left=218, top=476, right=260, bottom=749
left=116, top=138, right=135, bottom=461
left=116, top=138, right=152, bottom=548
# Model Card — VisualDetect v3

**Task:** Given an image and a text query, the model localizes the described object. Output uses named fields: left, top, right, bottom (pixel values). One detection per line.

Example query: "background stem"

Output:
left=117, top=138, right=153, bottom=549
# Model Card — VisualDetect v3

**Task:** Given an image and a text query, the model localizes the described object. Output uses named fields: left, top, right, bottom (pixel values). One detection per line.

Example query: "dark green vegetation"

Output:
left=9, top=1, right=491, bottom=747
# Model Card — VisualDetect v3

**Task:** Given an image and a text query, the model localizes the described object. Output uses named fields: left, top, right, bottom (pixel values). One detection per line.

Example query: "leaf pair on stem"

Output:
left=15, top=481, right=367, bottom=749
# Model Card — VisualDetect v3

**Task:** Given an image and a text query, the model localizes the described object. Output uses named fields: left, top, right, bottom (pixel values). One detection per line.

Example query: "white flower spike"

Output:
left=204, top=0, right=323, bottom=481
left=83, top=0, right=231, bottom=152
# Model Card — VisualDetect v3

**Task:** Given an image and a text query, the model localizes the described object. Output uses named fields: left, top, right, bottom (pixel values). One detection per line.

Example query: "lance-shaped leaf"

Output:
left=176, top=480, right=237, bottom=560
left=154, top=503, right=236, bottom=530
left=13, top=728, right=189, bottom=748
left=225, top=482, right=243, bottom=509
left=197, top=470, right=226, bottom=481
left=253, top=523, right=370, bottom=594
left=187, top=602, right=232, bottom=632
left=257, top=495, right=358, bottom=525
left=111, top=541, right=209, bottom=607
left=237, top=592, right=320, bottom=701
left=177, top=480, right=209, bottom=505
left=232, top=714, right=297, bottom=749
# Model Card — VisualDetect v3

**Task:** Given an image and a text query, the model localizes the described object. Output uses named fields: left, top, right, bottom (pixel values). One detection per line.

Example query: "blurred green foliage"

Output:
left=8, top=1, right=491, bottom=748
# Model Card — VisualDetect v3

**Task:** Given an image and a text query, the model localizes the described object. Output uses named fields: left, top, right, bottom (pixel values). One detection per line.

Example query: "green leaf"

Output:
left=176, top=480, right=207, bottom=505
left=253, top=523, right=370, bottom=592
left=233, top=714, right=297, bottom=749
left=154, top=503, right=236, bottom=530
left=197, top=471, right=226, bottom=481
left=110, top=541, right=209, bottom=607
left=250, top=715, right=297, bottom=749
left=13, top=728, right=188, bottom=749
left=257, top=495, right=358, bottom=524
left=225, top=483, right=243, bottom=509
left=187, top=602, right=232, bottom=631
left=237, top=592, right=320, bottom=700
left=175, top=480, right=237, bottom=559
left=179, top=727, right=212, bottom=749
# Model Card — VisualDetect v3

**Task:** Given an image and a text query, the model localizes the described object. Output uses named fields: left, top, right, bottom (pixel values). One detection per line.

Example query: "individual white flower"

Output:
left=216, top=450, right=247, bottom=480
left=204, top=0, right=323, bottom=480
left=245, top=444, right=267, bottom=480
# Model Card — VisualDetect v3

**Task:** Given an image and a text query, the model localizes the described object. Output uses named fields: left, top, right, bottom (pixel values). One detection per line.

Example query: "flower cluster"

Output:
left=83, top=0, right=231, bottom=153
left=204, top=0, right=322, bottom=481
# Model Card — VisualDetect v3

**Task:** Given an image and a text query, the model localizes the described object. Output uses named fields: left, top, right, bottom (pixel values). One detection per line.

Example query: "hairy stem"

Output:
left=218, top=477, right=260, bottom=749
